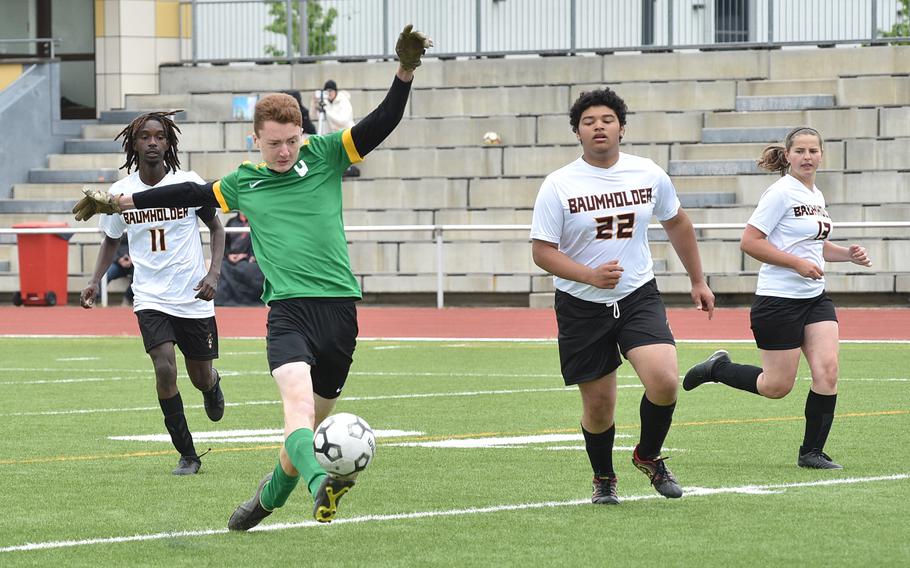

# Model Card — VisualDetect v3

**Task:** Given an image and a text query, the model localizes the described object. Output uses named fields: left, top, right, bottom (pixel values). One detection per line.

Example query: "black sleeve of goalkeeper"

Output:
left=349, top=75, right=412, bottom=157
left=132, top=182, right=220, bottom=209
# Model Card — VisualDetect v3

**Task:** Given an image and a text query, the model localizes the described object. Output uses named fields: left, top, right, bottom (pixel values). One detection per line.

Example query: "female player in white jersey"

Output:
left=79, top=111, right=227, bottom=476
left=683, top=127, right=872, bottom=469
left=531, top=88, right=715, bottom=504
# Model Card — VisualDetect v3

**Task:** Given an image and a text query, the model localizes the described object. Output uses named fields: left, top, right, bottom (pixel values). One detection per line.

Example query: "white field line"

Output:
left=110, top=429, right=423, bottom=444
left=0, top=376, right=146, bottom=385
left=3, top=335, right=909, bottom=344
left=0, top=385, right=641, bottom=417
left=2, top=474, right=906, bottom=554
left=3, top=372, right=909, bottom=387
left=106, top=431, right=630, bottom=445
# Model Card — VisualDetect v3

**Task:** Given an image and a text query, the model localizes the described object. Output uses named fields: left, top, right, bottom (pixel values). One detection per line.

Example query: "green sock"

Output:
left=260, top=461, right=300, bottom=510
left=285, top=428, right=328, bottom=496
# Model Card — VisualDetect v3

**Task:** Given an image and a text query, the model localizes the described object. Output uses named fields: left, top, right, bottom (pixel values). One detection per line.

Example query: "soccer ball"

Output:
left=313, top=413, right=376, bottom=479
left=482, top=131, right=502, bottom=145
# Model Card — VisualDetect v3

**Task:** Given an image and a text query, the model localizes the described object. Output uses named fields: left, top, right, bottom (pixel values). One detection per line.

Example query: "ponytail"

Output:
left=756, top=126, right=824, bottom=177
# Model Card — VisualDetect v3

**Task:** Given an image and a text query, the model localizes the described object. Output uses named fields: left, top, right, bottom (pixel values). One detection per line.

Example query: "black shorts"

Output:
left=554, top=279, right=675, bottom=386
left=266, top=298, right=358, bottom=400
left=135, top=310, right=219, bottom=361
left=750, top=292, right=837, bottom=350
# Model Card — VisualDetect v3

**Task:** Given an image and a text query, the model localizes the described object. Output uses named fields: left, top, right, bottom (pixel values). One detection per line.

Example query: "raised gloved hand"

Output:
left=395, top=24, right=433, bottom=71
left=72, top=186, right=122, bottom=222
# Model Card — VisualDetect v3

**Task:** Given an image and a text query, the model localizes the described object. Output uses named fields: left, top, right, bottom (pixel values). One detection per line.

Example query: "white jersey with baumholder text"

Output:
left=747, top=174, right=832, bottom=299
left=99, top=170, right=214, bottom=318
left=530, top=153, right=681, bottom=304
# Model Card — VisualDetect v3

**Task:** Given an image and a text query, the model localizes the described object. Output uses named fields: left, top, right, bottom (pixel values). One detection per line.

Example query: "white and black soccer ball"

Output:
left=313, top=412, right=376, bottom=479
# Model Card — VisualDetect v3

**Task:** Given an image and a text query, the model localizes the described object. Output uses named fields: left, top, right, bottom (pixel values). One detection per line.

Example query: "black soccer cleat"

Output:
left=632, top=446, right=683, bottom=498
left=228, top=473, right=274, bottom=531
left=313, top=475, right=355, bottom=523
left=203, top=369, right=225, bottom=422
left=173, top=455, right=201, bottom=476
left=592, top=475, right=620, bottom=505
left=798, top=450, right=843, bottom=470
left=683, top=349, right=730, bottom=391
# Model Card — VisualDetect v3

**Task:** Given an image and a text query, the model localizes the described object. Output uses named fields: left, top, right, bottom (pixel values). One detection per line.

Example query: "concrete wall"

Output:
left=0, top=62, right=65, bottom=198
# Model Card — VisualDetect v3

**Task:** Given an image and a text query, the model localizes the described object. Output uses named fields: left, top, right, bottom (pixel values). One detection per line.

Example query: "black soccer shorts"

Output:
left=750, top=292, right=837, bottom=350
left=135, top=309, right=219, bottom=361
left=266, top=297, right=358, bottom=400
left=554, top=279, right=676, bottom=386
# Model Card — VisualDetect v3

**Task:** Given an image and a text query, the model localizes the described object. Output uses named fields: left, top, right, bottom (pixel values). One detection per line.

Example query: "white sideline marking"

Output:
left=2, top=335, right=909, bottom=344
left=0, top=385, right=635, bottom=417
left=0, top=376, right=147, bottom=385
left=387, top=433, right=630, bottom=449
left=2, top=474, right=906, bottom=553
left=541, top=445, right=687, bottom=453
left=55, top=357, right=100, bottom=362
left=3, top=371, right=910, bottom=387
left=109, top=429, right=423, bottom=444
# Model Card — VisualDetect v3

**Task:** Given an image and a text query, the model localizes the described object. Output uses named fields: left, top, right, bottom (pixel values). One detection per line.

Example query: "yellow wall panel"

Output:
left=95, top=0, right=104, bottom=37
left=0, top=64, right=23, bottom=91
left=181, top=3, right=192, bottom=39
left=156, top=1, right=180, bottom=38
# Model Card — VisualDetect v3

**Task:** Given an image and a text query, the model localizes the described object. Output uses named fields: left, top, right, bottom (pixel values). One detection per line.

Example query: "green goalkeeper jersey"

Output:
left=212, top=129, right=363, bottom=303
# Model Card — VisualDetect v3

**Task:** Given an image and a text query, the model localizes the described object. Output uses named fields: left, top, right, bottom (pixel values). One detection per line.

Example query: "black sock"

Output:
left=582, top=424, right=615, bottom=478
left=159, top=392, right=197, bottom=458
left=801, top=390, right=837, bottom=455
left=637, top=395, right=675, bottom=459
left=712, top=358, right=761, bottom=394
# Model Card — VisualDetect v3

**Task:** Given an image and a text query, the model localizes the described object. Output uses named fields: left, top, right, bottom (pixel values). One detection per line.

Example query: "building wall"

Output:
left=94, top=0, right=190, bottom=112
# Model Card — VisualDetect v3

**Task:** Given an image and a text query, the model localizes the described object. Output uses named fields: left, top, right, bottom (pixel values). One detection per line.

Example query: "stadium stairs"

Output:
left=2, top=47, right=909, bottom=306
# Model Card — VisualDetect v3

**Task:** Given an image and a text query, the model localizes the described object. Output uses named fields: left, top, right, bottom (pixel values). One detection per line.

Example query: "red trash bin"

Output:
left=13, top=222, right=70, bottom=306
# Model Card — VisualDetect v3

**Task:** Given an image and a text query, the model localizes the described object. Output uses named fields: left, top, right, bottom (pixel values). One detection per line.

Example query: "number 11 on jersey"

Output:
left=150, top=228, right=166, bottom=252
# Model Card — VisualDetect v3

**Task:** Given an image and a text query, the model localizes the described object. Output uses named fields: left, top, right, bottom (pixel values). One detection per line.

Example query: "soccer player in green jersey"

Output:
left=73, top=24, right=433, bottom=530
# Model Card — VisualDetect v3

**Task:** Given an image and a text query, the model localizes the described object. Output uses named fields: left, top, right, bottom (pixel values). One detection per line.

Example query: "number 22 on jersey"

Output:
left=594, top=212, right=635, bottom=240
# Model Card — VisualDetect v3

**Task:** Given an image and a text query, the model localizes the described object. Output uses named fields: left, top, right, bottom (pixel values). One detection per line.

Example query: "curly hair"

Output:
left=115, top=110, right=183, bottom=173
left=254, top=93, right=302, bottom=135
left=757, top=126, right=824, bottom=176
left=569, top=88, right=628, bottom=133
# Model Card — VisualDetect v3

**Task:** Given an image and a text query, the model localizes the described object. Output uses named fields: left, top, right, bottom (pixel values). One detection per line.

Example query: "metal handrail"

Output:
left=2, top=221, right=909, bottom=308
left=0, top=38, right=60, bottom=59
left=177, top=0, right=910, bottom=64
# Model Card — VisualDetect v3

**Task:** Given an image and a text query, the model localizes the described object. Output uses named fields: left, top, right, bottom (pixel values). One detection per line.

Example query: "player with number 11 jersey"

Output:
left=101, top=169, right=215, bottom=318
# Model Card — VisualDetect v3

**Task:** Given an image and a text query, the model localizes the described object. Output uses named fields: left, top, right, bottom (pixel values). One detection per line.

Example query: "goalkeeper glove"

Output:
left=395, top=24, right=433, bottom=71
left=72, top=186, right=123, bottom=222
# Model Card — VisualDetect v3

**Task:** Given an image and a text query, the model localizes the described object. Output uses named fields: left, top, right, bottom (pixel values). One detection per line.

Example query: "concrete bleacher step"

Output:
left=734, top=95, right=835, bottom=111
left=12, top=183, right=108, bottom=200
left=28, top=169, right=119, bottom=184
left=677, top=193, right=737, bottom=208
left=82, top=123, right=127, bottom=139
left=737, top=79, right=837, bottom=97
left=64, top=139, right=123, bottom=154
left=99, top=109, right=187, bottom=124
left=701, top=127, right=791, bottom=143
left=668, top=160, right=763, bottom=176
left=48, top=153, right=123, bottom=170
left=0, top=199, right=75, bottom=214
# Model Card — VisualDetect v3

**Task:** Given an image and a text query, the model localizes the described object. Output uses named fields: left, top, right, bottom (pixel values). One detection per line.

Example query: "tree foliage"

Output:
left=882, top=0, right=910, bottom=40
left=265, top=1, right=338, bottom=57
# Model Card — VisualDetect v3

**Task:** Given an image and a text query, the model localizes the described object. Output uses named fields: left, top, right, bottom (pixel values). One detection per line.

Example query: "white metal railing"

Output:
left=2, top=221, right=909, bottom=308
left=179, top=0, right=910, bottom=63
left=0, top=38, right=61, bottom=59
